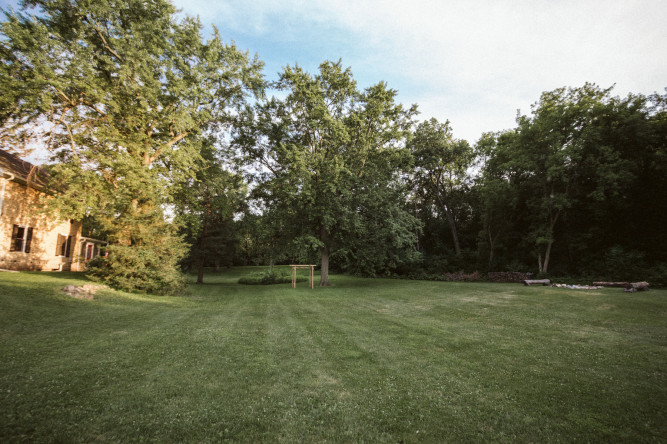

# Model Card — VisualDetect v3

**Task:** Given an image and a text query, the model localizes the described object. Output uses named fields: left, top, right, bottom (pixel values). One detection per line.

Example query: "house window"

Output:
left=10, top=224, right=33, bottom=253
left=56, top=234, right=72, bottom=257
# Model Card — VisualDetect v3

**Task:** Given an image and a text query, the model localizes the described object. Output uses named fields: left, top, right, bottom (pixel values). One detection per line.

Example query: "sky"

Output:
left=1, top=0, right=665, bottom=145
left=170, top=0, right=667, bottom=144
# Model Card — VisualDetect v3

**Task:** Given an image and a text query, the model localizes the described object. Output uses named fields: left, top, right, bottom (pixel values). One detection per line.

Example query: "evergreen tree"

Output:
left=0, top=0, right=263, bottom=293
left=174, top=140, right=247, bottom=284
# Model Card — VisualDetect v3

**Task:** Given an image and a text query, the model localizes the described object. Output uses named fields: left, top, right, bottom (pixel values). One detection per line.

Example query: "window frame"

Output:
left=10, top=224, right=33, bottom=253
left=55, top=233, right=73, bottom=257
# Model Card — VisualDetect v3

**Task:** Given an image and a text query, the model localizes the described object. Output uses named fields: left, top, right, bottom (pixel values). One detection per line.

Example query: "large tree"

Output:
left=409, top=118, right=473, bottom=257
left=475, top=130, right=520, bottom=268
left=478, top=84, right=667, bottom=274
left=236, top=61, right=419, bottom=285
left=0, top=0, right=263, bottom=293
left=174, top=140, right=247, bottom=284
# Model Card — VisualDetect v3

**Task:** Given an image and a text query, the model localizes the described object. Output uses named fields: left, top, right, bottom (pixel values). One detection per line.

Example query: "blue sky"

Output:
left=2, top=0, right=666, bottom=144
left=172, top=0, right=667, bottom=143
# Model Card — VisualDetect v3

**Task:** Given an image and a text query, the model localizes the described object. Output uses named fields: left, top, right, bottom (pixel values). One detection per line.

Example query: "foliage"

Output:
left=2, top=0, right=664, bottom=285
left=476, top=84, right=667, bottom=276
left=409, top=118, right=474, bottom=256
left=644, top=263, right=667, bottom=288
left=237, top=268, right=306, bottom=285
left=0, top=0, right=263, bottom=294
left=599, top=246, right=647, bottom=281
left=86, top=242, right=186, bottom=295
left=475, top=131, right=521, bottom=267
left=174, top=140, right=248, bottom=283
left=236, top=60, right=419, bottom=285
left=235, top=205, right=298, bottom=268
left=394, top=269, right=484, bottom=282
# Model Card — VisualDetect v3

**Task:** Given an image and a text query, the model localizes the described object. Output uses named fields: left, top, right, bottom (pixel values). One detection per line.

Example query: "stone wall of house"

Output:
left=0, top=178, right=82, bottom=271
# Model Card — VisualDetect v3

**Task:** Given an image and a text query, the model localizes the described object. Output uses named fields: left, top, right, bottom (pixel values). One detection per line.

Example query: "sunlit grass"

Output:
left=1, top=269, right=665, bottom=442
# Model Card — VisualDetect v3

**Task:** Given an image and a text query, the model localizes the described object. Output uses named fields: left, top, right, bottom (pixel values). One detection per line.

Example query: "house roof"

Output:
left=0, top=149, right=50, bottom=189
left=80, top=237, right=108, bottom=245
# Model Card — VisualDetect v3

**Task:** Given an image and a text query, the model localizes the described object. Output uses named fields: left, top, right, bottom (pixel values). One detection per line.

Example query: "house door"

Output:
left=86, top=244, right=95, bottom=260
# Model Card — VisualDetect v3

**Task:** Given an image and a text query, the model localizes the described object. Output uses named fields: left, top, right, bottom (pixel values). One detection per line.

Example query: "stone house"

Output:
left=0, top=149, right=104, bottom=271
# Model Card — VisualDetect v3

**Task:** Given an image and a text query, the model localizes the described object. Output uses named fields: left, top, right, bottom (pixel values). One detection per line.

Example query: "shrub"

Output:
left=644, top=263, right=667, bottom=288
left=87, top=244, right=187, bottom=295
left=442, top=270, right=484, bottom=281
left=601, top=246, right=647, bottom=281
left=238, top=269, right=307, bottom=285
left=392, top=270, right=484, bottom=282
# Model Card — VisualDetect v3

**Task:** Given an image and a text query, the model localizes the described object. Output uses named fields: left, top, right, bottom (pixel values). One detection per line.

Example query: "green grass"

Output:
left=1, top=267, right=665, bottom=442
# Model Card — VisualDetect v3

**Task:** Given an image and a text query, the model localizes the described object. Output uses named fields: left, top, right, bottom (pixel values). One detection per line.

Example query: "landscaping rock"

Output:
left=62, top=284, right=106, bottom=300
left=552, top=283, right=604, bottom=290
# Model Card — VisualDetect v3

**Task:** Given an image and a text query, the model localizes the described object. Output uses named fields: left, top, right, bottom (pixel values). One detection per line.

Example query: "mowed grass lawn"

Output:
left=1, top=268, right=665, bottom=442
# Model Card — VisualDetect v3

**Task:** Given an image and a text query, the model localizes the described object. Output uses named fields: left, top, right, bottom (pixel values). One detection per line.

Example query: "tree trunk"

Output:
left=319, top=245, right=331, bottom=286
left=593, top=281, right=649, bottom=291
left=196, top=216, right=209, bottom=284
left=488, top=226, right=501, bottom=266
left=488, top=234, right=495, bottom=264
left=539, top=209, right=560, bottom=274
left=542, top=239, right=554, bottom=274
left=442, top=204, right=461, bottom=256
left=434, top=191, right=461, bottom=256
left=593, top=282, right=631, bottom=288
left=538, top=252, right=543, bottom=273
left=319, top=224, right=331, bottom=287
left=196, top=257, right=205, bottom=284
left=524, top=279, right=551, bottom=286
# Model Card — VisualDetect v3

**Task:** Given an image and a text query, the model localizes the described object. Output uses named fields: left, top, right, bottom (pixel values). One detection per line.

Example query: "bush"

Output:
left=238, top=269, right=307, bottom=285
left=391, top=269, right=484, bottom=282
left=87, top=244, right=187, bottom=295
left=643, top=263, right=667, bottom=288
left=601, top=246, right=647, bottom=281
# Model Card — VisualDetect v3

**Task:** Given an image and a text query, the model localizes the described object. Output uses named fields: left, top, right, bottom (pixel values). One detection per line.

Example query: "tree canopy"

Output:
left=236, top=61, right=420, bottom=284
left=477, top=84, right=667, bottom=277
left=0, top=0, right=263, bottom=293
left=1, top=1, right=665, bottom=289
left=409, top=118, right=473, bottom=257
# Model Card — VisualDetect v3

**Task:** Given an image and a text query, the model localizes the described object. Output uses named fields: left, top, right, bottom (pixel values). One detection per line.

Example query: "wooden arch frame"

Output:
left=290, top=264, right=315, bottom=289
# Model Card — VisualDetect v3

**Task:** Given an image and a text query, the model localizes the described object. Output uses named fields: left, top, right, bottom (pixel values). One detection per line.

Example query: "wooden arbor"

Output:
left=290, top=264, right=315, bottom=289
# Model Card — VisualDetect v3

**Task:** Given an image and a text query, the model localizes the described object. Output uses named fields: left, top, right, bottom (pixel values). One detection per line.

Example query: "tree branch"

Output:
left=50, top=106, right=78, bottom=155
left=79, top=98, right=107, bottom=117
left=90, top=18, right=124, bottom=62
left=55, top=88, right=76, bottom=106
left=148, top=131, right=190, bottom=165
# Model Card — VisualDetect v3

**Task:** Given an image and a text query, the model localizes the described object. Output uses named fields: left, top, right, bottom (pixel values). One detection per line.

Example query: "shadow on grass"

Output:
left=24, top=271, right=94, bottom=283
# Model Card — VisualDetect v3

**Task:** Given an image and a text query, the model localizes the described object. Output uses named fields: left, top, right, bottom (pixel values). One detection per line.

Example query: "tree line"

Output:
left=1, top=0, right=665, bottom=293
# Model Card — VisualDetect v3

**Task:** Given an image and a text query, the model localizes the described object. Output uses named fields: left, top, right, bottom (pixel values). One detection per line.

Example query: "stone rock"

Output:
left=62, top=284, right=107, bottom=300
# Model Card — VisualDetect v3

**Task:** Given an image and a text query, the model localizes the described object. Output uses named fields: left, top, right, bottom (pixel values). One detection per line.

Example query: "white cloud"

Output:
left=175, top=0, right=667, bottom=142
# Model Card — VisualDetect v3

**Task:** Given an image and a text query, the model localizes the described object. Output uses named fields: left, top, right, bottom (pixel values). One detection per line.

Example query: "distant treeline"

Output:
left=2, top=1, right=664, bottom=291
